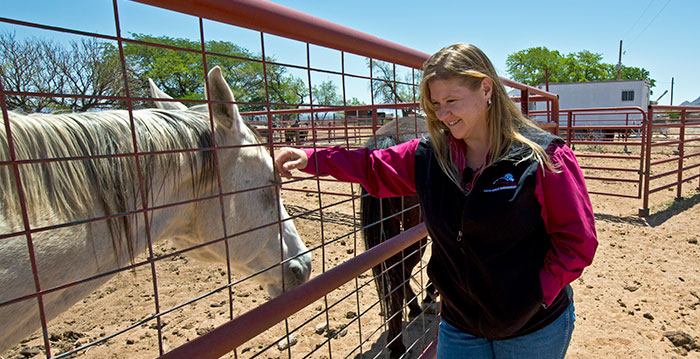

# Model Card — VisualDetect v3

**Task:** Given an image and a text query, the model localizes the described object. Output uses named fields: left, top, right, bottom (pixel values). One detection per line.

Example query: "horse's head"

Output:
left=149, top=67, right=312, bottom=296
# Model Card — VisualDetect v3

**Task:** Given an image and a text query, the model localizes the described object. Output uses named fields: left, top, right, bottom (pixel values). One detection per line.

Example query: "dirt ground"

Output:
left=3, top=146, right=700, bottom=359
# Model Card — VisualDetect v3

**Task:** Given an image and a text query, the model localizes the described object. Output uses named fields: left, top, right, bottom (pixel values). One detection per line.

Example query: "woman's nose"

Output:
left=436, top=106, right=449, bottom=120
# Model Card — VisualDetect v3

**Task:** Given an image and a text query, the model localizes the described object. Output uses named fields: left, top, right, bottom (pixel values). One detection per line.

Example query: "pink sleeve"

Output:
left=535, top=143, right=598, bottom=306
left=300, top=139, right=419, bottom=197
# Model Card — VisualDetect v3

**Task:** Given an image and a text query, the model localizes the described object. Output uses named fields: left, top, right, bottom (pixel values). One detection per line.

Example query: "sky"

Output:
left=2, top=0, right=698, bottom=105
left=268, top=0, right=698, bottom=105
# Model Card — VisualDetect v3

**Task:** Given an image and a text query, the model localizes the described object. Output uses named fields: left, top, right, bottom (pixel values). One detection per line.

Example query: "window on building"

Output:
left=622, top=90, right=634, bottom=101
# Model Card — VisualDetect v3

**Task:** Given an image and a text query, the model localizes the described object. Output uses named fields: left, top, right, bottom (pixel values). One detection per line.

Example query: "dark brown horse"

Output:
left=284, top=119, right=308, bottom=145
left=360, top=116, right=437, bottom=359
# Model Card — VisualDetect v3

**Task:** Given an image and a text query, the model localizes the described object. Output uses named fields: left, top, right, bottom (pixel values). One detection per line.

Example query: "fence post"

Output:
left=520, top=89, right=529, bottom=116
left=676, top=109, right=686, bottom=200
left=566, top=111, right=573, bottom=147
left=623, top=113, right=630, bottom=153
left=636, top=109, right=647, bottom=200
left=639, top=106, right=654, bottom=217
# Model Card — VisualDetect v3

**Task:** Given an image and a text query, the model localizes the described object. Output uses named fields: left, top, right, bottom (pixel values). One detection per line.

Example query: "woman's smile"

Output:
left=429, top=77, right=490, bottom=142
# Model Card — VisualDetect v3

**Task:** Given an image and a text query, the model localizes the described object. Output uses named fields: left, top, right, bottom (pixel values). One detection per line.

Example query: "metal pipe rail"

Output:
left=132, top=0, right=429, bottom=69
left=132, top=0, right=559, bottom=123
left=160, top=223, right=428, bottom=359
left=554, top=107, right=648, bottom=201
left=640, top=105, right=700, bottom=216
left=117, top=3, right=557, bottom=358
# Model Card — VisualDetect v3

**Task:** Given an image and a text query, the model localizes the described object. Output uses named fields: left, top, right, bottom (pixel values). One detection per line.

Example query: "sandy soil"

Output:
left=3, top=145, right=700, bottom=359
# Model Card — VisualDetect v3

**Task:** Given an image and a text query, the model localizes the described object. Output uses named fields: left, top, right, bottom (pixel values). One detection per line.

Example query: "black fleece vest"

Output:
left=415, top=131, right=570, bottom=340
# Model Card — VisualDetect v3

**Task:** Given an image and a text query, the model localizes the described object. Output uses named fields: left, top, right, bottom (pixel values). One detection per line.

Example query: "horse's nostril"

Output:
left=286, top=262, right=308, bottom=287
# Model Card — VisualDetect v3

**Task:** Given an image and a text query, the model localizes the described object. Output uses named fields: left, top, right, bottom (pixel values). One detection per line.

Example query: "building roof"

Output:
left=536, top=79, right=650, bottom=88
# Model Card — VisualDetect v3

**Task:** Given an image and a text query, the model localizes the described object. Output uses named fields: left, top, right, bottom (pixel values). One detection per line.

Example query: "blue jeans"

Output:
left=436, top=303, right=575, bottom=359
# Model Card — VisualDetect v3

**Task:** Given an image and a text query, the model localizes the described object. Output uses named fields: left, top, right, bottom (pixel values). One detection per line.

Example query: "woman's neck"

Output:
left=466, top=142, right=488, bottom=170
left=463, top=126, right=490, bottom=170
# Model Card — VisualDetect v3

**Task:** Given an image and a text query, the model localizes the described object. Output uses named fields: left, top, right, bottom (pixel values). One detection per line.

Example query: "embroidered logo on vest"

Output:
left=484, top=173, right=517, bottom=192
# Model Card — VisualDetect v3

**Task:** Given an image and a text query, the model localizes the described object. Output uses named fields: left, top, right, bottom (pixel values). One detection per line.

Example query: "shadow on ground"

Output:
left=354, top=311, right=438, bottom=359
left=594, top=190, right=700, bottom=227
left=645, top=191, right=700, bottom=227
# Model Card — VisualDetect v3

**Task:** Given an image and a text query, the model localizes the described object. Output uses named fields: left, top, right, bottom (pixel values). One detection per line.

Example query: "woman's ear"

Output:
left=481, top=77, right=493, bottom=99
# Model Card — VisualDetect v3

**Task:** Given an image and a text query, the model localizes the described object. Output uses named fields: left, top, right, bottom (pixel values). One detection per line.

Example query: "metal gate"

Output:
left=0, top=1, right=559, bottom=359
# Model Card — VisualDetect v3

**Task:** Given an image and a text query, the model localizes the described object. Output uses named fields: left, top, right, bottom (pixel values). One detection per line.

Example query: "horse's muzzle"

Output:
left=285, top=253, right=312, bottom=288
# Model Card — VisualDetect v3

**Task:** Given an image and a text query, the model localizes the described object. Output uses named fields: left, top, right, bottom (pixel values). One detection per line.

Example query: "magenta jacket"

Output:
left=302, top=138, right=597, bottom=307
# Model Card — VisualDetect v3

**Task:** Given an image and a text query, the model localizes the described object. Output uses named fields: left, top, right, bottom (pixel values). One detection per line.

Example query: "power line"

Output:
left=623, top=0, right=655, bottom=40
left=628, top=0, right=672, bottom=46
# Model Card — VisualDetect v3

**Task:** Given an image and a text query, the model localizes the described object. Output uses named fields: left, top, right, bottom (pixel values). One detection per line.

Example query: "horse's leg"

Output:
left=384, top=199, right=409, bottom=359
left=394, top=244, right=419, bottom=321
left=402, top=242, right=439, bottom=318
left=415, top=236, right=439, bottom=314
left=425, top=281, right=437, bottom=302
left=386, top=260, right=407, bottom=359
left=400, top=201, right=428, bottom=319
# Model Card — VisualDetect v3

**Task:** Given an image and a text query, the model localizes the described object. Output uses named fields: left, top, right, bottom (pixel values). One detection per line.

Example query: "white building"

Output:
left=531, top=80, right=650, bottom=127
left=535, top=80, right=650, bottom=110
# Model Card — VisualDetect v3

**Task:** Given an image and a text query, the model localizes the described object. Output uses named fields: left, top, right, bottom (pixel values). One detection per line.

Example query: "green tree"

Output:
left=613, top=65, right=655, bottom=89
left=563, top=50, right=608, bottom=82
left=310, top=80, right=342, bottom=120
left=346, top=97, right=365, bottom=106
left=505, top=47, right=565, bottom=86
left=506, top=46, right=654, bottom=90
left=123, top=34, right=204, bottom=101
left=124, top=34, right=309, bottom=112
left=312, top=80, right=341, bottom=106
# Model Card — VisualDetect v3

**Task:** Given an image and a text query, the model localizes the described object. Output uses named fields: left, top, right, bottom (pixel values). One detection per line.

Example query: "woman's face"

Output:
left=428, top=77, right=491, bottom=142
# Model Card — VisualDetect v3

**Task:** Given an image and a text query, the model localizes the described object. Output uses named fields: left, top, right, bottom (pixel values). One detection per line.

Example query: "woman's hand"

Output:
left=275, top=147, right=309, bottom=178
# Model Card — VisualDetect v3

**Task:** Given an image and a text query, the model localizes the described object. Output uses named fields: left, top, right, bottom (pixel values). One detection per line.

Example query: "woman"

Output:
left=275, top=43, right=597, bottom=358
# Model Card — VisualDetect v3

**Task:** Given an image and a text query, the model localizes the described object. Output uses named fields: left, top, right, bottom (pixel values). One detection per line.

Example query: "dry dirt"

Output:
left=3, top=145, right=700, bottom=359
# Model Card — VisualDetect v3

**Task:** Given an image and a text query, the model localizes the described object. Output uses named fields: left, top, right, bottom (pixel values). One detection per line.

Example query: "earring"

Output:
left=487, top=98, right=492, bottom=106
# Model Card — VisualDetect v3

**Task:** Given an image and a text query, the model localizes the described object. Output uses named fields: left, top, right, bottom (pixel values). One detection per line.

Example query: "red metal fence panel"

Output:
left=558, top=107, right=647, bottom=200
left=3, top=1, right=698, bottom=359
left=641, top=105, right=700, bottom=216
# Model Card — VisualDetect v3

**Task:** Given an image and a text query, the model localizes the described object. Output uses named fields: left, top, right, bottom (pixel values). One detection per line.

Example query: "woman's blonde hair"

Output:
left=419, top=43, right=555, bottom=187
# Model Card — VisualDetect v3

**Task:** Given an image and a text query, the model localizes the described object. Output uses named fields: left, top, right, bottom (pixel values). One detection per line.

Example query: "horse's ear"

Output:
left=148, top=78, right=188, bottom=111
left=206, top=66, right=240, bottom=130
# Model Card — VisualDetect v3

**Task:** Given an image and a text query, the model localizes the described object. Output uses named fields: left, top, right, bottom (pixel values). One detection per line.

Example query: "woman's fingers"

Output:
left=275, top=147, right=308, bottom=178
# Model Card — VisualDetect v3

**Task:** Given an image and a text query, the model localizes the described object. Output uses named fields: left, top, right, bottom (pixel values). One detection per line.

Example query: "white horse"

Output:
left=0, top=66, right=312, bottom=353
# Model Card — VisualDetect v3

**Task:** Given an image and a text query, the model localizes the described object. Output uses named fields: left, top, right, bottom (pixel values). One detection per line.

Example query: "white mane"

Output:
left=0, top=66, right=311, bottom=355
left=0, top=109, right=218, bottom=260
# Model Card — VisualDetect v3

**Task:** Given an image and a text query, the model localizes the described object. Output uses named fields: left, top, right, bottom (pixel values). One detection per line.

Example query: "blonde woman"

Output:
left=275, top=43, right=597, bottom=358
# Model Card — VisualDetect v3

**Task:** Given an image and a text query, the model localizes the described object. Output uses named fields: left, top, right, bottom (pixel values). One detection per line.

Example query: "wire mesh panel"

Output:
left=0, top=1, right=315, bottom=358
left=1, top=1, right=568, bottom=359
left=0, top=1, right=435, bottom=359
left=641, top=106, right=700, bottom=215
left=558, top=107, right=647, bottom=200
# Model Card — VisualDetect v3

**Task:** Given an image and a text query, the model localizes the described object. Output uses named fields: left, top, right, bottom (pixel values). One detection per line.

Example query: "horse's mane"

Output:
left=0, top=109, right=225, bottom=262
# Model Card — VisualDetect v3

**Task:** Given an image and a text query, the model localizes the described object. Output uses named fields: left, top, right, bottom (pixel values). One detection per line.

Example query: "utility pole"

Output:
left=670, top=77, right=674, bottom=105
left=617, top=40, right=623, bottom=80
